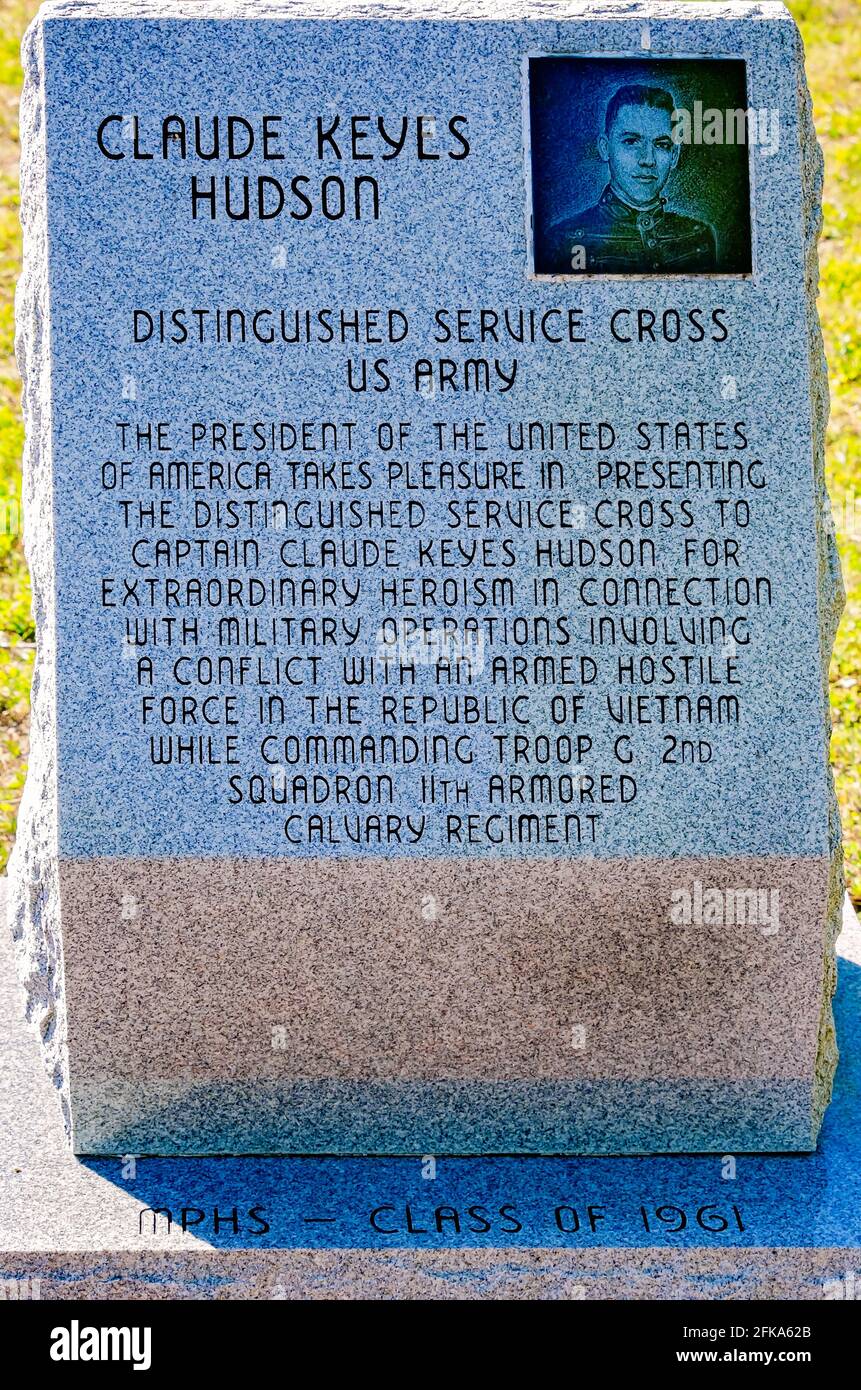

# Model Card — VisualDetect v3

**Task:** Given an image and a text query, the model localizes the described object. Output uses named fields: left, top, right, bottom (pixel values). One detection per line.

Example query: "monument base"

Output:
left=2, top=885, right=859, bottom=1300
left=50, top=854, right=835, bottom=1156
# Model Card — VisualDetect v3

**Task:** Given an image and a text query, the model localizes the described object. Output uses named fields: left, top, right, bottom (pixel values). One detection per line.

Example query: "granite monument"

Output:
left=9, top=0, right=844, bottom=1155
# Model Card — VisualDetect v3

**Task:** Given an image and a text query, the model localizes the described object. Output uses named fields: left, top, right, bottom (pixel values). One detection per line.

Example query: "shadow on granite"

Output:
left=2, top=897, right=858, bottom=1296
left=74, top=952, right=859, bottom=1254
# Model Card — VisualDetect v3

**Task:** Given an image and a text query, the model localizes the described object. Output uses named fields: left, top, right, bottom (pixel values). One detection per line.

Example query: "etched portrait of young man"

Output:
left=529, top=58, right=753, bottom=278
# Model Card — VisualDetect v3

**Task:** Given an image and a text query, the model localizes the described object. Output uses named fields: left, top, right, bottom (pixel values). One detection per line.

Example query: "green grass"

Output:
left=795, top=0, right=861, bottom=902
left=0, top=0, right=32, bottom=868
left=0, top=0, right=859, bottom=893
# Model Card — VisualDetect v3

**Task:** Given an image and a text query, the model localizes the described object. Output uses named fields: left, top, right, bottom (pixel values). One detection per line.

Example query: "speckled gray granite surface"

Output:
left=7, top=0, right=845, bottom=1153
left=2, top=884, right=859, bottom=1298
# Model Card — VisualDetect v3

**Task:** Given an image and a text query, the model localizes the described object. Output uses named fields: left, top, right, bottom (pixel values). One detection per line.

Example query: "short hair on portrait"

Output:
left=604, top=84, right=676, bottom=134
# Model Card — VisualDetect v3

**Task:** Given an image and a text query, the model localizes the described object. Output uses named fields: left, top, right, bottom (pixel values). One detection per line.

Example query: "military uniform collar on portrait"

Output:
left=600, top=183, right=665, bottom=222
left=547, top=182, right=717, bottom=274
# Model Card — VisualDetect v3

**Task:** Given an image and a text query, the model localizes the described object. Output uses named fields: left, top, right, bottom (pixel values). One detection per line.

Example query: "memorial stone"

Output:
left=9, top=0, right=844, bottom=1155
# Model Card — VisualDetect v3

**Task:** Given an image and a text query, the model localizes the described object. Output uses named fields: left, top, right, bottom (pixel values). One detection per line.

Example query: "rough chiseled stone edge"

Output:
left=792, top=17, right=845, bottom=1141
left=2, top=1247, right=860, bottom=1300
left=7, top=15, right=70, bottom=1136
left=31, top=1, right=792, bottom=27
